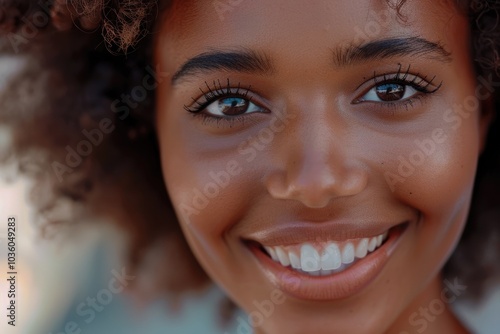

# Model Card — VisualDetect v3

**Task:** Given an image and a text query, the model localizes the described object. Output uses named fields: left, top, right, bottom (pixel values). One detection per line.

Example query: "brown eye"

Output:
left=356, top=82, right=419, bottom=104
left=375, top=83, right=405, bottom=101
left=218, top=97, right=249, bottom=115
left=204, top=96, right=265, bottom=117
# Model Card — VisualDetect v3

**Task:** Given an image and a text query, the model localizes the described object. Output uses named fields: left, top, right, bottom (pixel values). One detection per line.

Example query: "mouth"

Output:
left=260, top=230, right=389, bottom=276
left=244, top=222, right=410, bottom=300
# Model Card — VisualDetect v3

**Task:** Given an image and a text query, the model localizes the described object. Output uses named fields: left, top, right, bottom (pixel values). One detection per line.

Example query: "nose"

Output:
left=265, top=114, right=368, bottom=209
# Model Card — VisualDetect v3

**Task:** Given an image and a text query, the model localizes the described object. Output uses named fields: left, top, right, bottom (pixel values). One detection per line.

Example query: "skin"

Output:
left=154, top=0, right=492, bottom=333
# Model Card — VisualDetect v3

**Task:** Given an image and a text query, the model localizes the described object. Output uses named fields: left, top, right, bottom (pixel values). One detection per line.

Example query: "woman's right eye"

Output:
left=203, top=96, right=266, bottom=116
left=184, top=80, right=269, bottom=119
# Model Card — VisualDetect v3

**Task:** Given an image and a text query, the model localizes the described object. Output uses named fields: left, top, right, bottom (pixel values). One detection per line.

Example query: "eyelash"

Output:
left=185, top=65, right=443, bottom=126
left=184, top=79, right=252, bottom=114
left=358, top=64, right=442, bottom=110
left=184, top=79, right=258, bottom=126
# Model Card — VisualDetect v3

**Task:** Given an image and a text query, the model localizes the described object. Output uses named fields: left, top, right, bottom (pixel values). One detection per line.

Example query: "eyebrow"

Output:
left=171, top=36, right=452, bottom=85
left=172, top=49, right=274, bottom=84
left=334, top=36, right=452, bottom=67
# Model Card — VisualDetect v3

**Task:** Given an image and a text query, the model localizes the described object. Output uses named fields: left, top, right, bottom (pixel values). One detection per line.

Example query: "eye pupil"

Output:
left=219, top=97, right=249, bottom=115
left=376, top=83, right=405, bottom=101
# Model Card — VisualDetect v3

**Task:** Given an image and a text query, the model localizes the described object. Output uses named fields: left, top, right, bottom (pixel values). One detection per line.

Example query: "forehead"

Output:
left=159, top=0, right=462, bottom=37
left=156, top=0, right=467, bottom=71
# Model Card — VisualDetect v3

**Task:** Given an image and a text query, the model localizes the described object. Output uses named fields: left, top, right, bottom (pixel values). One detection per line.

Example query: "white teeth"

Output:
left=321, top=243, right=342, bottom=270
left=275, top=247, right=290, bottom=266
left=265, top=246, right=279, bottom=261
left=289, top=251, right=301, bottom=269
left=301, top=244, right=321, bottom=272
left=355, top=238, right=368, bottom=258
left=368, top=237, right=377, bottom=252
left=341, top=242, right=355, bottom=264
left=263, top=230, right=390, bottom=276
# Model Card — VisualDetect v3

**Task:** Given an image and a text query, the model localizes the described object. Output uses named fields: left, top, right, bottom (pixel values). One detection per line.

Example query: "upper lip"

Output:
left=243, top=220, right=406, bottom=246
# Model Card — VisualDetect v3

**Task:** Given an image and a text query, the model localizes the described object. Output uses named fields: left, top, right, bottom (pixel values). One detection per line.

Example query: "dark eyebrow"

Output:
left=172, top=49, right=274, bottom=84
left=334, top=37, right=452, bottom=67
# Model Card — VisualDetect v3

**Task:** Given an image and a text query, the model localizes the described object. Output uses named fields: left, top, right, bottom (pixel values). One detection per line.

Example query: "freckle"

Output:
left=410, top=192, right=413, bottom=195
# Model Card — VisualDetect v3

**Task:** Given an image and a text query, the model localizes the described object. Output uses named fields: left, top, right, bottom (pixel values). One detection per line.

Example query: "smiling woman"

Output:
left=0, top=0, right=499, bottom=334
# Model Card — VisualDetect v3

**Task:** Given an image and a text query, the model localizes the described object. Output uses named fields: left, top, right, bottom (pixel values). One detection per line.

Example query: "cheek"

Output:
left=158, top=126, right=273, bottom=289
left=380, top=104, right=481, bottom=277
left=156, top=98, right=268, bottom=274
left=158, top=115, right=261, bottom=231
left=389, top=113, right=480, bottom=221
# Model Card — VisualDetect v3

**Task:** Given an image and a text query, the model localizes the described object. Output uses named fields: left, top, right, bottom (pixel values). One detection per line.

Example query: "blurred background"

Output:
left=0, top=173, right=244, bottom=334
left=0, top=54, right=238, bottom=334
left=0, top=50, right=499, bottom=334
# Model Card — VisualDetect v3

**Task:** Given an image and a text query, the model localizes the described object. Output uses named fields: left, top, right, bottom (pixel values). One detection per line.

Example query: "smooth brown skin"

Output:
left=154, top=0, right=490, bottom=333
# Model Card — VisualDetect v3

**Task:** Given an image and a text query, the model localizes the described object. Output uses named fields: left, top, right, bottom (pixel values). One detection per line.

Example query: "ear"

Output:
left=479, top=96, right=496, bottom=154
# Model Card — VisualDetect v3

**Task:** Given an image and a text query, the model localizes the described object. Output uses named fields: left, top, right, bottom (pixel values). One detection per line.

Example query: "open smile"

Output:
left=245, top=222, right=410, bottom=300
left=262, top=231, right=389, bottom=276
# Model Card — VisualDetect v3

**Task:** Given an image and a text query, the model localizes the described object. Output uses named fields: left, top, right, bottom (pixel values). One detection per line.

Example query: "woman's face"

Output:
left=155, top=0, right=490, bottom=333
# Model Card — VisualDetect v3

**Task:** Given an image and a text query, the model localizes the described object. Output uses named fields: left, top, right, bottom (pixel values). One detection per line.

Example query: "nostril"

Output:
left=264, top=171, right=290, bottom=199
left=341, top=168, right=369, bottom=196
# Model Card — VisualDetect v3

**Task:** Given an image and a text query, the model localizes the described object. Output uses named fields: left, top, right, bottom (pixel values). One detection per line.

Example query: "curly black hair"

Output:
left=0, top=0, right=499, bottom=314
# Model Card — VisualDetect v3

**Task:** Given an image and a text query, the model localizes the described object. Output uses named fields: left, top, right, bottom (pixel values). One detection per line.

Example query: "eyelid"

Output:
left=184, top=79, right=270, bottom=115
left=357, top=72, right=440, bottom=92
left=184, top=80, right=250, bottom=113
left=352, top=71, right=442, bottom=105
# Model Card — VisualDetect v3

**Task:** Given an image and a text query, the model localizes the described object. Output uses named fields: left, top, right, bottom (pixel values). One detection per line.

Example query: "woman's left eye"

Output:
left=357, top=82, right=419, bottom=103
left=205, top=97, right=265, bottom=116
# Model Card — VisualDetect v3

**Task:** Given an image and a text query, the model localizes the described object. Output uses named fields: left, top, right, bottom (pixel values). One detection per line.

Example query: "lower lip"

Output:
left=247, top=223, right=409, bottom=301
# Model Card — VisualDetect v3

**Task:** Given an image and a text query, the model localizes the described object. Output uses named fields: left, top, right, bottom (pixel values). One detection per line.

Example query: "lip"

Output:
left=246, top=222, right=409, bottom=301
left=244, top=220, right=403, bottom=246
